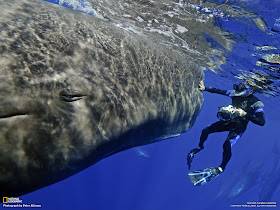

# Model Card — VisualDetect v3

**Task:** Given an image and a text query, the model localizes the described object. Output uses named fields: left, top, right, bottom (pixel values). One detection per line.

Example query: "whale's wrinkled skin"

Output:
left=0, top=0, right=203, bottom=196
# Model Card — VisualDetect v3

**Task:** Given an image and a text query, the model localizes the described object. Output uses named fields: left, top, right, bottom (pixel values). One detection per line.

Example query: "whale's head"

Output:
left=0, top=0, right=204, bottom=197
left=0, top=58, right=113, bottom=196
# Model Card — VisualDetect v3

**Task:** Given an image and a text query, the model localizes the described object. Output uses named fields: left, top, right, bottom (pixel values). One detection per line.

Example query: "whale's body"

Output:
left=0, top=0, right=203, bottom=196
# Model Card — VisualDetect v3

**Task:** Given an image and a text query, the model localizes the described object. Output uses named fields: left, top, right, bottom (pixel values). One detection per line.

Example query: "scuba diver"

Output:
left=187, top=81, right=265, bottom=186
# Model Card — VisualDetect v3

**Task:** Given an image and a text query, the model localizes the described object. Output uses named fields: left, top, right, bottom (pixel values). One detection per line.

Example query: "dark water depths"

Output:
left=7, top=0, right=280, bottom=210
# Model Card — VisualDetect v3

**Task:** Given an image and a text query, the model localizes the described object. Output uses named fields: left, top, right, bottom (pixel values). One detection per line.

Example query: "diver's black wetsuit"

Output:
left=199, top=87, right=265, bottom=170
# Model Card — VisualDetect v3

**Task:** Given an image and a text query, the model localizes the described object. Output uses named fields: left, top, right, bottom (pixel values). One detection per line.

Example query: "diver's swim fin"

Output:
left=188, top=167, right=223, bottom=186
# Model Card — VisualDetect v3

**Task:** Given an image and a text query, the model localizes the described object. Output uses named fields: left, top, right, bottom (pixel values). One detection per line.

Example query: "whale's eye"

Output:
left=59, top=89, right=86, bottom=102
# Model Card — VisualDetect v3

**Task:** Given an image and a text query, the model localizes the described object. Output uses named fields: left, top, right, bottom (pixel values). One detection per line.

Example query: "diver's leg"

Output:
left=187, top=121, right=230, bottom=169
left=199, top=121, right=231, bottom=148
left=219, top=130, right=245, bottom=171
left=220, top=140, right=231, bottom=171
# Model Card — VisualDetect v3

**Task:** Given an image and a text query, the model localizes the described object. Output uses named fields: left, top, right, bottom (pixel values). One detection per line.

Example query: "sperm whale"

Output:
left=0, top=0, right=203, bottom=197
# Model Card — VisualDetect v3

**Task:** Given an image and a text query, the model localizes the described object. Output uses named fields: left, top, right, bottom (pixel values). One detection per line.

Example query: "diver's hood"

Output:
left=229, top=88, right=253, bottom=97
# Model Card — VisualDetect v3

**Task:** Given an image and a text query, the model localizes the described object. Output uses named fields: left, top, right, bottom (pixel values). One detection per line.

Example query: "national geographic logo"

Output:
left=2, top=197, right=42, bottom=208
left=3, top=197, right=22, bottom=203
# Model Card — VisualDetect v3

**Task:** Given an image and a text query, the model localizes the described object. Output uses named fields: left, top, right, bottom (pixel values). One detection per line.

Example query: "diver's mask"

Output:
left=217, top=105, right=238, bottom=121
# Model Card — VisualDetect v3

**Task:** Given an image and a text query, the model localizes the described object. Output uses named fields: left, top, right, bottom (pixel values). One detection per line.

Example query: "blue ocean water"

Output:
left=2, top=0, right=280, bottom=210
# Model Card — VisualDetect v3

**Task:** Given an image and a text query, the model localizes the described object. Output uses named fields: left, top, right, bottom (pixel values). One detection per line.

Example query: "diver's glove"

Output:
left=187, top=146, right=204, bottom=170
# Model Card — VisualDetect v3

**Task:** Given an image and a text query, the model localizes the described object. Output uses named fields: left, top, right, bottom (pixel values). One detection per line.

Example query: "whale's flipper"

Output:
left=188, top=167, right=223, bottom=186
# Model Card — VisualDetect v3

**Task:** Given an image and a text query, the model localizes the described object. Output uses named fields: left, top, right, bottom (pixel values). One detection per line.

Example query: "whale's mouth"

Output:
left=0, top=112, right=29, bottom=119
left=0, top=102, right=30, bottom=120
left=0, top=97, right=33, bottom=120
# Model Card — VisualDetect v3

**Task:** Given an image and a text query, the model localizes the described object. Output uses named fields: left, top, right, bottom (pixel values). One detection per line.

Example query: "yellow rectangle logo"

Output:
left=3, top=197, right=8, bottom=203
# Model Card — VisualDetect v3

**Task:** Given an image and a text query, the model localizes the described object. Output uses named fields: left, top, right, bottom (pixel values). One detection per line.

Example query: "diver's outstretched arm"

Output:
left=199, top=81, right=231, bottom=96
left=204, top=87, right=232, bottom=96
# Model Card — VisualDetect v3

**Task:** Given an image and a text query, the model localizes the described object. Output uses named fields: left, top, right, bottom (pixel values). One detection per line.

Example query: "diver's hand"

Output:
left=199, top=81, right=205, bottom=91
left=187, top=146, right=204, bottom=169
left=187, top=151, right=195, bottom=170
left=235, top=108, right=247, bottom=117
